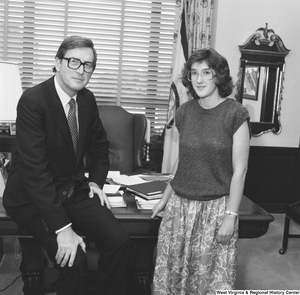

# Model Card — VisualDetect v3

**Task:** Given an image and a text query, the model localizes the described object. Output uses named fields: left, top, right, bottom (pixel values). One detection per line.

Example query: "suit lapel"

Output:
left=76, top=94, right=87, bottom=163
left=46, top=77, right=88, bottom=164
left=46, top=77, right=74, bottom=154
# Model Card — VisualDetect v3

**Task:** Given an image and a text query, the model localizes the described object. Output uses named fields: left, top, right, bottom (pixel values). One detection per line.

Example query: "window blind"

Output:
left=0, top=0, right=176, bottom=135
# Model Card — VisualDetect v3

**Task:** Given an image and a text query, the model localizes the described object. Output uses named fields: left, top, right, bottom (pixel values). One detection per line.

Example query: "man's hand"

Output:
left=56, top=226, right=86, bottom=267
left=88, top=182, right=111, bottom=209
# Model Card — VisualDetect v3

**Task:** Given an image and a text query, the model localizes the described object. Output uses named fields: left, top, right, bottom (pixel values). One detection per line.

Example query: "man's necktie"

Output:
left=67, top=98, right=78, bottom=198
left=67, top=98, right=78, bottom=154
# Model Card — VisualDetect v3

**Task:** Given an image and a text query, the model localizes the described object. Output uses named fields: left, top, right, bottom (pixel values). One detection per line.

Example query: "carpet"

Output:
left=236, top=214, right=300, bottom=290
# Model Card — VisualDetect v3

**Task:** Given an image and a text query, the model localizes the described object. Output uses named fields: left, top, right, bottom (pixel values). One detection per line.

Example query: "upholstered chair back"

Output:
left=98, top=106, right=147, bottom=174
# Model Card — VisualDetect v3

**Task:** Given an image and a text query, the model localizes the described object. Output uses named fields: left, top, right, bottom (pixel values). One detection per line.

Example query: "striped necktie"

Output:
left=67, top=98, right=78, bottom=154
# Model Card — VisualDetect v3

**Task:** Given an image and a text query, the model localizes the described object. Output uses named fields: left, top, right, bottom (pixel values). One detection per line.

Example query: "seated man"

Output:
left=3, top=35, right=130, bottom=295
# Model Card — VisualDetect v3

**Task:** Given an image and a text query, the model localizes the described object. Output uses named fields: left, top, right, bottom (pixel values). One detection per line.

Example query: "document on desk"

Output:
left=107, top=171, right=120, bottom=178
left=111, top=175, right=147, bottom=186
left=103, top=184, right=121, bottom=194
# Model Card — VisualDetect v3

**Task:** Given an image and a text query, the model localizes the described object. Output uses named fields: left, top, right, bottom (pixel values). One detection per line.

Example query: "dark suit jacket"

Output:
left=3, top=76, right=110, bottom=233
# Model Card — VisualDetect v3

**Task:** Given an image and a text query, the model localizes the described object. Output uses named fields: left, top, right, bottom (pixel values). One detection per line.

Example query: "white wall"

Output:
left=212, top=0, right=300, bottom=147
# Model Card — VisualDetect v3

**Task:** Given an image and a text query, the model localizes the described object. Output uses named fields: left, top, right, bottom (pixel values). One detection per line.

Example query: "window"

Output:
left=0, top=0, right=176, bottom=135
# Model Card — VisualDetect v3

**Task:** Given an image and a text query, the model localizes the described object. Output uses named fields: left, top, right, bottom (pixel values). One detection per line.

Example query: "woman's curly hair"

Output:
left=181, top=48, right=233, bottom=99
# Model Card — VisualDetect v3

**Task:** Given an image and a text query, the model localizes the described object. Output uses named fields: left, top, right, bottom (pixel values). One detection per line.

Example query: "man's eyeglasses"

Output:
left=188, top=69, right=215, bottom=82
left=62, top=57, right=94, bottom=73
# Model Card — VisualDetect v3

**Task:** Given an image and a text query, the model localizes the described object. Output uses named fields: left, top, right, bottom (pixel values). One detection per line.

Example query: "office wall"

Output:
left=212, top=0, right=300, bottom=148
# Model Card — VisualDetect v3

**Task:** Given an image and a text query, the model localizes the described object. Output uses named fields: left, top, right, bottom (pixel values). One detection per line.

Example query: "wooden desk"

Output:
left=0, top=133, right=274, bottom=293
left=0, top=193, right=274, bottom=239
left=0, top=194, right=274, bottom=294
left=0, top=133, right=275, bottom=239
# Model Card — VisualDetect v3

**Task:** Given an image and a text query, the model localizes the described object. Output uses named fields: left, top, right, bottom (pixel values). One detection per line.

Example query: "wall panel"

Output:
left=244, top=146, right=299, bottom=213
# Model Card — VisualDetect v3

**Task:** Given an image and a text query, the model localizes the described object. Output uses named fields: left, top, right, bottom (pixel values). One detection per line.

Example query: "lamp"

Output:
left=0, top=61, right=22, bottom=135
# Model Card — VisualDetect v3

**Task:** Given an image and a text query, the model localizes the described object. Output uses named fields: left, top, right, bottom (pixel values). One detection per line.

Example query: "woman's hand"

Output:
left=151, top=180, right=175, bottom=218
left=151, top=198, right=168, bottom=218
left=216, top=215, right=236, bottom=245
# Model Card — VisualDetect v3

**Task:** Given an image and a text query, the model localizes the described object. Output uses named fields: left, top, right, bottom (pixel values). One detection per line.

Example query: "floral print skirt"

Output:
left=152, top=192, right=238, bottom=295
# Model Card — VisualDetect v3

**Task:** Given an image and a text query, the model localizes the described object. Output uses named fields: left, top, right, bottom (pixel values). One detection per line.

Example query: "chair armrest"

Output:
left=133, top=114, right=147, bottom=171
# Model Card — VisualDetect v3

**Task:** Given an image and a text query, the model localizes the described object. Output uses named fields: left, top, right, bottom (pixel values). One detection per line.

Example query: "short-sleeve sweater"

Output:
left=170, top=98, right=250, bottom=201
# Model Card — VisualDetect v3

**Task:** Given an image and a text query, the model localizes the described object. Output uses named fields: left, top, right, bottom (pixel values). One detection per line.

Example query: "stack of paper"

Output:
left=137, top=174, right=173, bottom=182
left=135, top=196, right=160, bottom=210
left=103, top=184, right=126, bottom=207
left=108, top=196, right=127, bottom=208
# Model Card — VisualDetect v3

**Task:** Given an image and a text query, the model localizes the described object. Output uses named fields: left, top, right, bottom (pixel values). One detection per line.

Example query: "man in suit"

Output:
left=3, top=36, right=130, bottom=295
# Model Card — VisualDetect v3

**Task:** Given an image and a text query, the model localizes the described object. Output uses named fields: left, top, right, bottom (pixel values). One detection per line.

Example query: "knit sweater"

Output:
left=170, top=98, right=249, bottom=201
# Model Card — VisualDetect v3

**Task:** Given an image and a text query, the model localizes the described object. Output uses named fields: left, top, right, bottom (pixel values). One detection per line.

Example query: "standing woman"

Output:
left=151, top=48, right=250, bottom=294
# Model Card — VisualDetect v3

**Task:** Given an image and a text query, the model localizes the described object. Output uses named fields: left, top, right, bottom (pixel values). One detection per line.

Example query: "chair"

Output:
left=98, top=105, right=147, bottom=174
left=279, top=200, right=300, bottom=254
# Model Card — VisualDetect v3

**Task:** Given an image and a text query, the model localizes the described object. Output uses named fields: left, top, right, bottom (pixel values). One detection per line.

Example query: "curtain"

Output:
left=161, top=0, right=214, bottom=173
